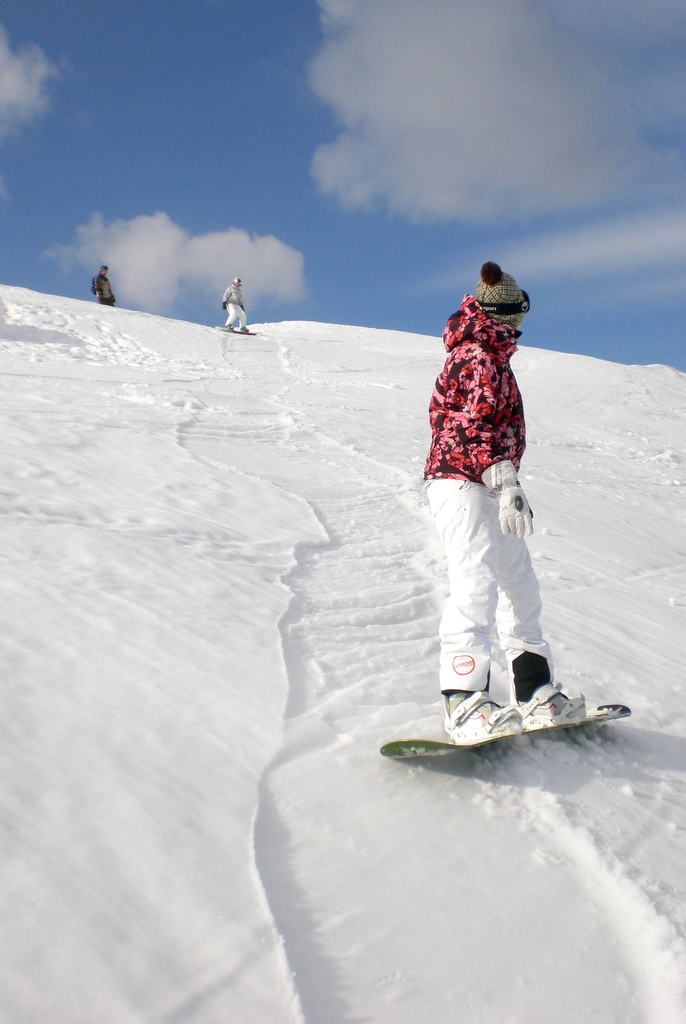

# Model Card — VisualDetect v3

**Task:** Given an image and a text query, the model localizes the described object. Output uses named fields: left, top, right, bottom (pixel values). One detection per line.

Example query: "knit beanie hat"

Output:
left=475, top=262, right=528, bottom=330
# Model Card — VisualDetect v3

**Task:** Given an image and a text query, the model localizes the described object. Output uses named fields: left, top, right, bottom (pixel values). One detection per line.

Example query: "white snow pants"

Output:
left=225, top=303, right=247, bottom=329
left=427, top=478, right=552, bottom=700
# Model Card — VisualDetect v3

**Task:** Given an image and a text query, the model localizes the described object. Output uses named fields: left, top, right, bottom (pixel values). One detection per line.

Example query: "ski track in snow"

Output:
left=524, top=789, right=686, bottom=1024
left=2, top=289, right=686, bottom=1023
left=180, top=326, right=443, bottom=1023
left=476, top=736, right=686, bottom=1024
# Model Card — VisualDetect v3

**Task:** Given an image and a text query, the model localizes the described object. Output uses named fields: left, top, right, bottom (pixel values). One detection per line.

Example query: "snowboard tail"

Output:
left=380, top=704, right=631, bottom=759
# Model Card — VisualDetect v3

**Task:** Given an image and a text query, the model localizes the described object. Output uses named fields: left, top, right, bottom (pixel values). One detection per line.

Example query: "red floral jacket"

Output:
left=424, top=295, right=526, bottom=483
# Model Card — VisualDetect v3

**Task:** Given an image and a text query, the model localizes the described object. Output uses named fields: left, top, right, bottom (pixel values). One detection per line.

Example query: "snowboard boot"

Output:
left=518, top=682, right=586, bottom=732
left=239, top=327, right=250, bottom=333
left=442, top=690, right=522, bottom=745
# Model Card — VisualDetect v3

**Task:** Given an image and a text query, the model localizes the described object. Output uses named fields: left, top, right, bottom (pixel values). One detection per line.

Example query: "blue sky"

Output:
left=1, top=0, right=685, bottom=369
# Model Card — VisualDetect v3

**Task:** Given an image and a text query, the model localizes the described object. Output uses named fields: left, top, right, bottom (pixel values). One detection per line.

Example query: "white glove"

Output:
left=481, top=460, right=533, bottom=537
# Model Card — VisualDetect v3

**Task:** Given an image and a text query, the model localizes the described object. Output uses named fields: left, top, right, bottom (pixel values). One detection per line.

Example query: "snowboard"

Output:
left=215, top=326, right=258, bottom=336
left=380, top=704, right=631, bottom=759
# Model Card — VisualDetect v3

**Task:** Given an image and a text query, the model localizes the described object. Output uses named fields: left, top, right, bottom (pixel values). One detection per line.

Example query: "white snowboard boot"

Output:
left=518, top=682, right=586, bottom=732
left=442, top=691, right=522, bottom=745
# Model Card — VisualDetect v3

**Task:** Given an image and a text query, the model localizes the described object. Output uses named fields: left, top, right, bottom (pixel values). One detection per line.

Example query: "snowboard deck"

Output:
left=380, top=704, right=631, bottom=759
left=215, top=326, right=258, bottom=335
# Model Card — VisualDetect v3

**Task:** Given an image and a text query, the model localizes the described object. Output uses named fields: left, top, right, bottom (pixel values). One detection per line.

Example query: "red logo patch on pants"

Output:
left=452, top=655, right=476, bottom=675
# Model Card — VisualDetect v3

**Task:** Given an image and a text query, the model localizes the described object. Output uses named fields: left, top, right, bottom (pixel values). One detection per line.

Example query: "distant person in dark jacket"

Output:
left=92, top=266, right=115, bottom=306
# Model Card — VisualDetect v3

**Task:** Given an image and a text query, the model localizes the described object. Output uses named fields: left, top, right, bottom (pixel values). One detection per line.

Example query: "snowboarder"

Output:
left=92, top=266, right=115, bottom=306
left=424, top=262, right=585, bottom=743
left=221, top=278, right=249, bottom=333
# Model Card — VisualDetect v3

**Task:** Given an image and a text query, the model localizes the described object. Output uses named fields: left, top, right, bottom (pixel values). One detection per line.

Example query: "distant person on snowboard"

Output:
left=92, top=266, right=115, bottom=306
left=424, top=262, right=585, bottom=744
left=222, top=278, right=249, bottom=333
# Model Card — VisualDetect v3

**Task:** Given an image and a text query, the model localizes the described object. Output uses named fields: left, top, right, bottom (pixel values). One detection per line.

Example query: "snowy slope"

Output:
left=1, top=284, right=685, bottom=1024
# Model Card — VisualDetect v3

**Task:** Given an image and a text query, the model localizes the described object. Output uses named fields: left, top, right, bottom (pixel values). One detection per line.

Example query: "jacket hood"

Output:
left=444, top=294, right=519, bottom=361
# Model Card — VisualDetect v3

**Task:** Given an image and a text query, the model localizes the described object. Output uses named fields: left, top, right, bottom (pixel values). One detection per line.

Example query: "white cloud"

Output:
left=502, top=207, right=686, bottom=280
left=542, top=1, right=686, bottom=139
left=543, top=0, right=686, bottom=49
left=308, top=0, right=640, bottom=221
left=0, top=22, right=56, bottom=138
left=48, top=212, right=306, bottom=314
